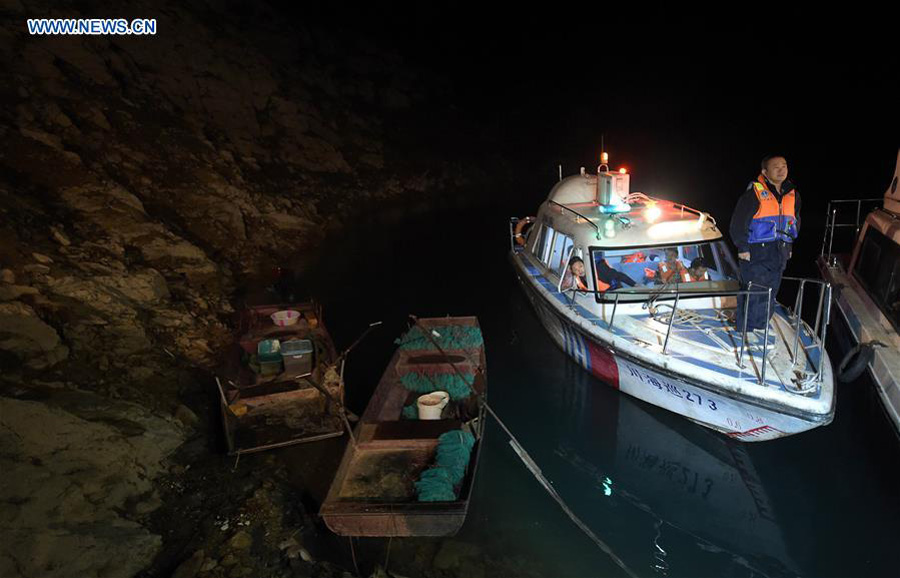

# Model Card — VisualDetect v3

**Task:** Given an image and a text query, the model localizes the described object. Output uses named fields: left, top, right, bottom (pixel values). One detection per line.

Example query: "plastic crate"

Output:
left=257, top=339, right=282, bottom=363
left=282, top=339, right=314, bottom=376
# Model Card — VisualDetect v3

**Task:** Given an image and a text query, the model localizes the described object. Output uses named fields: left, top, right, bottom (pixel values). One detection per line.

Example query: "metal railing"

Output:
left=784, top=276, right=833, bottom=384
left=562, top=277, right=831, bottom=387
left=820, top=198, right=882, bottom=262
left=548, top=200, right=602, bottom=238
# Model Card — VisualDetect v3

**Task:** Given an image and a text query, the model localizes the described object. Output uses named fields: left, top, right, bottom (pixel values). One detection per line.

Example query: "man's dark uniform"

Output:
left=729, top=175, right=801, bottom=331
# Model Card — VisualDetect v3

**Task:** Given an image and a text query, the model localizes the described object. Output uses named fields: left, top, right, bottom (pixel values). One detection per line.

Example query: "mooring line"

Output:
left=409, top=315, right=639, bottom=578
left=482, top=402, right=639, bottom=578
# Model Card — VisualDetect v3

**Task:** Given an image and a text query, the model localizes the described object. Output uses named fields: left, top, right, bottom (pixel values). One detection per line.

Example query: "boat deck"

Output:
left=518, top=255, right=830, bottom=405
left=331, top=420, right=465, bottom=502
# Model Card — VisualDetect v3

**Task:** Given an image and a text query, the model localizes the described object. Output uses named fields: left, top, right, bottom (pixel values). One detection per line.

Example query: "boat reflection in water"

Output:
left=549, top=362, right=801, bottom=577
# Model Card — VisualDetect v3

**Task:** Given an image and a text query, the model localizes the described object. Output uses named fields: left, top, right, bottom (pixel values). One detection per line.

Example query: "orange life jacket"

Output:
left=682, top=269, right=709, bottom=283
left=658, top=260, right=687, bottom=283
left=749, top=175, right=797, bottom=243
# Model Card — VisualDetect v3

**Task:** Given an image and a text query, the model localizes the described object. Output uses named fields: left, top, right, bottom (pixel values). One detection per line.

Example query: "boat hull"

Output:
left=321, top=453, right=479, bottom=537
left=320, top=317, right=486, bottom=537
left=818, top=256, right=900, bottom=438
left=514, top=256, right=831, bottom=441
left=323, top=513, right=467, bottom=537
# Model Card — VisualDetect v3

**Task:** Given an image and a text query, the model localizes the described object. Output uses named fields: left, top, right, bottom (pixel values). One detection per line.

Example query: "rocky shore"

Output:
left=0, top=2, right=503, bottom=576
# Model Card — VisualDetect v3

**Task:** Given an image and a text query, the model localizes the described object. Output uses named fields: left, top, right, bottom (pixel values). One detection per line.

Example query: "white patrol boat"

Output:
left=509, top=154, right=835, bottom=441
left=818, top=149, right=900, bottom=437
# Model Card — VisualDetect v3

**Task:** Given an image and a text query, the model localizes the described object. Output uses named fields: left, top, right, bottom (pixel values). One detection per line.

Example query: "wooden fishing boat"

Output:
left=215, top=302, right=346, bottom=456
left=320, top=316, right=486, bottom=537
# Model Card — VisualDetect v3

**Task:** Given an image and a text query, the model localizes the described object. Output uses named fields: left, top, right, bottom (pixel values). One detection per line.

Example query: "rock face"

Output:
left=0, top=393, right=183, bottom=578
left=0, top=301, right=69, bottom=368
left=0, top=1, right=493, bottom=576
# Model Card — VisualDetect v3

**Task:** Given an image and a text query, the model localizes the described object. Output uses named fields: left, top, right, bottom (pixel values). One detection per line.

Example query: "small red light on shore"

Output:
left=619, top=168, right=627, bottom=174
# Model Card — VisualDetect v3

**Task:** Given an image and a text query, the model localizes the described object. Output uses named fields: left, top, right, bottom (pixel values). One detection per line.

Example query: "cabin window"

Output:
left=589, top=241, right=739, bottom=302
left=853, top=227, right=900, bottom=330
left=559, top=247, right=587, bottom=292
left=551, top=234, right=574, bottom=276
left=536, top=225, right=556, bottom=265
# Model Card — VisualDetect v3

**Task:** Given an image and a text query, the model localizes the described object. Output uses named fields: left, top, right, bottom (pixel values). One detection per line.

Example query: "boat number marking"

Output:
left=625, top=364, right=718, bottom=411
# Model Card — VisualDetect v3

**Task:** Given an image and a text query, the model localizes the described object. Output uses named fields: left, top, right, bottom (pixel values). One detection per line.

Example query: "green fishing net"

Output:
left=400, top=372, right=473, bottom=400
left=395, top=325, right=483, bottom=351
left=415, top=430, right=476, bottom=502
left=401, top=404, right=418, bottom=419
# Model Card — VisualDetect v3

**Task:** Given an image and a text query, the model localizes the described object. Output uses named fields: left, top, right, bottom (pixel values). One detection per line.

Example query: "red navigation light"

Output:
left=618, top=168, right=627, bottom=174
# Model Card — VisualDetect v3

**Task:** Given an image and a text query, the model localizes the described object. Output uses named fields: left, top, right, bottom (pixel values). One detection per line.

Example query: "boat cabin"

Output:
left=845, top=173, right=900, bottom=332
left=521, top=168, right=739, bottom=308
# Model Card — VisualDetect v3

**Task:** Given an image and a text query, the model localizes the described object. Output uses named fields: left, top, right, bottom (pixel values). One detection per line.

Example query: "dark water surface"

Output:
left=280, top=196, right=900, bottom=578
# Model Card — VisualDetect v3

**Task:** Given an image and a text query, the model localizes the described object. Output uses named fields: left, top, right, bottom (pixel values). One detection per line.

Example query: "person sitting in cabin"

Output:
left=595, top=258, right=637, bottom=293
left=561, top=256, right=590, bottom=291
left=686, top=258, right=710, bottom=282
left=644, top=248, right=687, bottom=284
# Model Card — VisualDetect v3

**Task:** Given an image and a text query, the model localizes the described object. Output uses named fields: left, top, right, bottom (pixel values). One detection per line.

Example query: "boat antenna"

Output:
left=558, top=164, right=562, bottom=182
left=599, top=134, right=609, bottom=173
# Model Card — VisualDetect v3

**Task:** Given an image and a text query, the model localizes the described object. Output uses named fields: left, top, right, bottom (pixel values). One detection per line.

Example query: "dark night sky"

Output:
left=288, top=3, right=896, bottom=231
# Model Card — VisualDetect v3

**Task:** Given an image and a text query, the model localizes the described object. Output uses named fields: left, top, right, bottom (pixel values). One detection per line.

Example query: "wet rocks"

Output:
left=0, top=301, right=69, bottom=368
left=0, top=392, right=184, bottom=578
left=31, top=252, right=54, bottom=264
left=171, top=549, right=206, bottom=578
left=226, top=531, right=253, bottom=550
left=173, top=404, right=200, bottom=428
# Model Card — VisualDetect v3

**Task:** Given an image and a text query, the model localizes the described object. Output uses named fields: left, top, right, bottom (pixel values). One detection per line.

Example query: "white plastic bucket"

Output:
left=416, top=391, right=450, bottom=420
left=270, top=310, right=300, bottom=327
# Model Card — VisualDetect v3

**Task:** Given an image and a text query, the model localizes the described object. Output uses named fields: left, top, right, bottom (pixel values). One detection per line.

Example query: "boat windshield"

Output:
left=589, top=241, right=740, bottom=301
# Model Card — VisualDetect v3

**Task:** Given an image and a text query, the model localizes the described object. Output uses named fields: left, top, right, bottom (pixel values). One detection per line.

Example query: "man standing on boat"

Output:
left=730, top=155, right=800, bottom=332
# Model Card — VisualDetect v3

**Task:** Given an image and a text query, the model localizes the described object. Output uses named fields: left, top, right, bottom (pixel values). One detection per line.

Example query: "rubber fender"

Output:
left=837, top=342, right=883, bottom=383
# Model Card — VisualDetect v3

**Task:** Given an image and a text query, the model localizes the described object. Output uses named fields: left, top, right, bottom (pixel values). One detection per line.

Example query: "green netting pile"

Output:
left=395, top=325, right=483, bottom=351
left=415, top=430, right=476, bottom=502
left=401, top=404, right=418, bottom=419
left=400, top=372, right=473, bottom=400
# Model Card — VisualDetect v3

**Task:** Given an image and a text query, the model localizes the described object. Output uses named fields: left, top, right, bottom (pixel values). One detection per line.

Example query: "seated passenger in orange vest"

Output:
left=644, top=248, right=687, bottom=283
left=595, top=258, right=637, bottom=292
left=685, top=258, right=710, bottom=282
left=561, top=257, right=589, bottom=291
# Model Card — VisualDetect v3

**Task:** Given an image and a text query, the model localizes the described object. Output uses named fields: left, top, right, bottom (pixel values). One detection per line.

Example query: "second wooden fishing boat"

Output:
left=320, top=316, right=486, bottom=537
left=215, top=302, right=346, bottom=456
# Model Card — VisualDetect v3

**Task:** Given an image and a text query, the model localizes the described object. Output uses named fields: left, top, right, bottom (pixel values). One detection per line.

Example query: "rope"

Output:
left=409, top=315, right=639, bottom=578
left=349, top=536, right=360, bottom=577
left=651, top=519, right=669, bottom=576
left=483, top=403, right=640, bottom=578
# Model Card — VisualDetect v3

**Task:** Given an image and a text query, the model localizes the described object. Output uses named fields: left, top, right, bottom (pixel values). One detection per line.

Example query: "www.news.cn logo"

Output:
left=26, top=19, right=157, bottom=35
